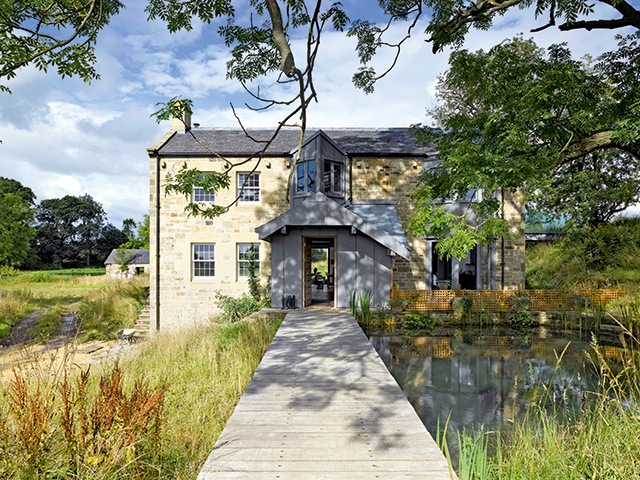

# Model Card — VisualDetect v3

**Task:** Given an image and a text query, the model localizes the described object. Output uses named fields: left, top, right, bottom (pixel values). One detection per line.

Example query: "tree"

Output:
left=35, top=194, right=107, bottom=268
left=120, top=215, right=149, bottom=249
left=423, top=0, right=640, bottom=54
left=408, top=35, right=640, bottom=256
left=0, top=0, right=124, bottom=93
left=0, top=177, right=36, bottom=266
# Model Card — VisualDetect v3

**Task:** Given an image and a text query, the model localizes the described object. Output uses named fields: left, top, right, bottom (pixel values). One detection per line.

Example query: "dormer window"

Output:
left=295, top=159, right=316, bottom=196
left=291, top=130, right=347, bottom=205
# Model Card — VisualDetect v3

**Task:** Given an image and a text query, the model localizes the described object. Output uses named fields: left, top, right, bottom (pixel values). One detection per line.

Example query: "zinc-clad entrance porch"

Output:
left=197, top=310, right=456, bottom=480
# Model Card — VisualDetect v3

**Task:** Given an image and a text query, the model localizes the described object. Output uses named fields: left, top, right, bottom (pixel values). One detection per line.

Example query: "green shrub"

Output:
left=450, top=296, right=473, bottom=321
left=215, top=293, right=262, bottom=323
left=402, top=311, right=435, bottom=332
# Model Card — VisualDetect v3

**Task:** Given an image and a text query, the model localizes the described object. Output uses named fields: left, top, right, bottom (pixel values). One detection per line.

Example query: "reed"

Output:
left=0, top=317, right=281, bottom=479
left=453, top=294, right=640, bottom=479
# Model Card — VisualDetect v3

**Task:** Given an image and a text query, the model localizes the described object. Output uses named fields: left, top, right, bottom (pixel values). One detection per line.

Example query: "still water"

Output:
left=368, top=328, right=619, bottom=446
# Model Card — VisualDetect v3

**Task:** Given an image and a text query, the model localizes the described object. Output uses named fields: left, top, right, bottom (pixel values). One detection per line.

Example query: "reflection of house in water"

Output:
left=369, top=333, right=602, bottom=441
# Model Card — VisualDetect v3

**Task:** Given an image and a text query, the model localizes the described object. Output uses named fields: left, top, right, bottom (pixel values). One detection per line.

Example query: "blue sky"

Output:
left=0, top=1, right=633, bottom=227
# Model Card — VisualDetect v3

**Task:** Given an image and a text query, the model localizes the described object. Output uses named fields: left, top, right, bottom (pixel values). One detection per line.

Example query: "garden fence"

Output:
left=390, top=287, right=626, bottom=312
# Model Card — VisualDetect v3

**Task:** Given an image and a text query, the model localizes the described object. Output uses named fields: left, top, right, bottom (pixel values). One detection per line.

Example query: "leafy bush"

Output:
left=450, top=296, right=473, bottom=321
left=527, top=218, right=640, bottom=289
left=402, top=311, right=435, bottom=331
left=215, top=293, right=263, bottom=323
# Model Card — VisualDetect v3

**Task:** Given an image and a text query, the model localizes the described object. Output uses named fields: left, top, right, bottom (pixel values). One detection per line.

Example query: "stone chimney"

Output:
left=169, top=102, right=192, bottom=132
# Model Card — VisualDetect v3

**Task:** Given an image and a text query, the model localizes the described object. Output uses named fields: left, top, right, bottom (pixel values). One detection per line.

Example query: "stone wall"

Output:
left=350, top=157, right=427, bottom=290
left=495, top=188, right=526, bottom=290
left=149, top=153, right=290, bottom=331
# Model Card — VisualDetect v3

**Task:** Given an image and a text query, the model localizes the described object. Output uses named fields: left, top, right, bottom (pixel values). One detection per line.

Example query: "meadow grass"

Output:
left=454, top=295, right=640, bottom=479
left=0, top=269, right=146, bottom=341
left=0, top=317, right=282, bottom=479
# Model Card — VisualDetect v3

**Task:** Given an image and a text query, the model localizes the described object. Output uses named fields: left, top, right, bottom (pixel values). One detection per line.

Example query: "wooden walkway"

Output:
left=197, top=309, right=455, bottom=479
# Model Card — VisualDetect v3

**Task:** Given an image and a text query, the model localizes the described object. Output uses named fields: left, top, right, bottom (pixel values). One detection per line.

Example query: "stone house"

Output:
left=104, top=249, right=150, bottom=278
left=147, top=116, right=525, bottom=331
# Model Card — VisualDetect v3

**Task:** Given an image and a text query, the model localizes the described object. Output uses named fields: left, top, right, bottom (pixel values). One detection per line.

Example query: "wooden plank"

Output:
left=197, top=310, right=456, bottom=480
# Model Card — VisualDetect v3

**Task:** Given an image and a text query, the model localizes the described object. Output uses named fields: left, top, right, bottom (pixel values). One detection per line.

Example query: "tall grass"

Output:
left=77, top=278, right=148, bottom=340
left=454, top=295, right=640, bottom=479
left=0, top=289, right=33, bottom=338
left=0, top=317, right=281, bottom=479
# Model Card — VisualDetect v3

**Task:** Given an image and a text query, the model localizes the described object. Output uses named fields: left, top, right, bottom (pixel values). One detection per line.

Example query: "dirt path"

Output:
left=0, top=309, right=137, bottom=382
left=0, top=309, right=43, bottom=346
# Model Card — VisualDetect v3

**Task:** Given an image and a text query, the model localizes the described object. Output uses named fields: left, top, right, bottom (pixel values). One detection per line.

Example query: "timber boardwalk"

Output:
left=197, top=310, right=455, bottom=479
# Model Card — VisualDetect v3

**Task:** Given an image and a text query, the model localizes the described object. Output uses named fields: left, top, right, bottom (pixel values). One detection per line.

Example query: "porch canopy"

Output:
left=256, top=192, right=410, bottom=260
left=256, top=192, right=411, bottom=309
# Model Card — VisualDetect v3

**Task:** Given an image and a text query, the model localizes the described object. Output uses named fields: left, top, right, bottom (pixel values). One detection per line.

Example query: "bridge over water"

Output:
left=197, top=309, right=456, bottom=480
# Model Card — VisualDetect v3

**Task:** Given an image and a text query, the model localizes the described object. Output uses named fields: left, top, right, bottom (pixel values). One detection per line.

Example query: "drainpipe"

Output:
left=500, top=188, right=505, bottom=290
left=154, top=149, right=161, bottom=332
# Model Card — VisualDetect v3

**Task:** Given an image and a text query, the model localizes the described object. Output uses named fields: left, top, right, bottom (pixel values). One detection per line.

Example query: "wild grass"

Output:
left=454, top=293, right=640, bottom=479
left=526, top=218, right=640, bottom=290
left=77, top=277, right=149, bottom=341
left=0, top=317, right=281, bottom=479
left=0, top=289, right=33, bottom=338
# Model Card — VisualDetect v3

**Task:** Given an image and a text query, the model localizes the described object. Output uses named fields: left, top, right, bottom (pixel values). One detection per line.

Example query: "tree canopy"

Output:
left=34, top=194, right=124, bottom=268
left=408, top=34, right=640, bottom=255
left=3, top=1, right=640, bottom=255
left=0, top=177, right=36, bottom=266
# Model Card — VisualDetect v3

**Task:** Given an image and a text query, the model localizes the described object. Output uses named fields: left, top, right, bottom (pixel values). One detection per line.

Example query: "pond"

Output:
left=367, top=326, right=624, bottom=464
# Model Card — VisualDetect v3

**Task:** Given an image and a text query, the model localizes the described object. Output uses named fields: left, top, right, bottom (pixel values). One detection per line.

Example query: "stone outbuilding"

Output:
left=104, top=249, right=150, bottom=278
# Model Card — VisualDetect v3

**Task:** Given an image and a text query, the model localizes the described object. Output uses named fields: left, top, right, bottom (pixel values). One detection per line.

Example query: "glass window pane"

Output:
left=307, top=160, right=315, bottom=193
left=296, top=164, right=306, bottom=194
left=193, top=187, right=215, bottom=203
left=193, top=244, right=215, bottom=277
left=332, top=163, right=342, bottom=193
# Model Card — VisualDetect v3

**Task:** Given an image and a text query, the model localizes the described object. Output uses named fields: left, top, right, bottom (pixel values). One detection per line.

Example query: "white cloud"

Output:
left=0, top=2, right=637, bottom=230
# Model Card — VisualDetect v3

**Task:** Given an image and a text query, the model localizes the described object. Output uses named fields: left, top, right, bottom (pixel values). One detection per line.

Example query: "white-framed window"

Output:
left=237, top=173, right=260, bottom=202
left=192, top=244, right=215, bottom=278
left=237, top=243, right=260, bottom=279
left=192, top=186, right=215, bottom=203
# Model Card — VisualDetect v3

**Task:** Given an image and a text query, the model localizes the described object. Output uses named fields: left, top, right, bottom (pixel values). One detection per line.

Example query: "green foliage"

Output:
left=0, top=289, right=33, bottom=339
left=120, top=215, right=150, bottom=249
left=402, top=311, right=435, bottom=332
left=35, top=194, right=111, bottom=268
left=527, top=218, right=640, bottom=289
left=163, top=162, right=230, bottom=219
left=0, top=0, right=124, bottom=93
left=77, top=279, right=148, bottom=341
left=215, top=293, right=262, bottom=323
left=114, top=247, right=131, bottom=273
left=450, top=296, right=473, bottom=321
left=359, top=289, right=373, bottom=323
left=0, top=178, right=36, bottom=267
left=413, top=34, right=640, bottom=258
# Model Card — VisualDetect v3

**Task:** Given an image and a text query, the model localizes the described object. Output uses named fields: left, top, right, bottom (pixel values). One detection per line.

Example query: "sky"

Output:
left=0, top=1, right=635, bottom=228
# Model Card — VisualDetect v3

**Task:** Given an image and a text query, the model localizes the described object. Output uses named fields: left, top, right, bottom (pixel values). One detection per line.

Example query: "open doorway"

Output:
left=303, top=237, right=335, bottom=307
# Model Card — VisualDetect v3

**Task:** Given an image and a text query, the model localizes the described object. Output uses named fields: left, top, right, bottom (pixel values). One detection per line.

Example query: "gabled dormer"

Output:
left=290, top=130, right=348, bottom=207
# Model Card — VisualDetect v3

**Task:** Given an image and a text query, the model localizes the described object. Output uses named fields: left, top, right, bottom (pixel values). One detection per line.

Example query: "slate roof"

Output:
left=157, top=128, right=435, bottom=157
left=104, top=249, right=150, bottom=265
left=348, top=201, right=410, bottom=255
left=256, top=192, right=410, bottom=260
